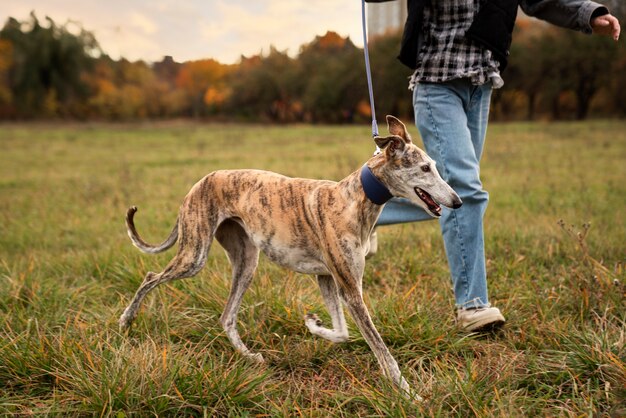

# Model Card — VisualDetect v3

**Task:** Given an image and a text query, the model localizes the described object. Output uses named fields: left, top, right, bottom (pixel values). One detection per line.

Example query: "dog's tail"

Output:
left=125, top=206, right=179, bottom=254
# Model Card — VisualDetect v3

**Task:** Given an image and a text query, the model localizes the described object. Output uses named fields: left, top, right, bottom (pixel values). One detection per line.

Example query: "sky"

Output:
left=3, top=0, right=367, bottom=64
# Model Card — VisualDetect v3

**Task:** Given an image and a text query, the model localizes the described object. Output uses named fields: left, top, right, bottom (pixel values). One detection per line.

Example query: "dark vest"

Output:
left=397, top=0, right=519, bottom=70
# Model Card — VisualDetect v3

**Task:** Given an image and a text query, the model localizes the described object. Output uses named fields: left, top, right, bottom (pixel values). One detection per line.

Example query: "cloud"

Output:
left=2, top=0, right=365, bottom=64
left=129, top=12, right=158, bottom=35
left=198, top=0, right=363, bottom=63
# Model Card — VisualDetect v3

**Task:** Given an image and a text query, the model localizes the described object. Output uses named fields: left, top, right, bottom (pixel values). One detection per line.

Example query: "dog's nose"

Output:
left=452, top=197, right=463, bottom=209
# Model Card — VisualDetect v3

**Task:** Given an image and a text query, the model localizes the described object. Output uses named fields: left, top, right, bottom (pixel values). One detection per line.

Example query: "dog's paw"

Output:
left=304, top=313, right=323, bottom=329
left=399, top=378, right=423, bottom=403
left=246, top=352, right=265, bottom=364
left=304, top=313, right=349, bottom=343
left=118, top=313, right=134, bottom=333
left=305, top=312, right=323, bottom=326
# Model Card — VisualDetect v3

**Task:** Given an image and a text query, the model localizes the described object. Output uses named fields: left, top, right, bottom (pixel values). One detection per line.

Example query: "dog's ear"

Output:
left=386, top=115, right=412, bottom=143
left=374, top=135, right=406, bottom=156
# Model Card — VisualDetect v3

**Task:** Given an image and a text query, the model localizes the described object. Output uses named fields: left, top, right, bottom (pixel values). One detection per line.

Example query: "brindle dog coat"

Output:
left=119, top=116, right=461, bottom=399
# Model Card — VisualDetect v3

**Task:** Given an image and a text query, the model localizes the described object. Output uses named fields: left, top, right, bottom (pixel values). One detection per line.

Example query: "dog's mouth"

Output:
left=415, top=187, right=441, bottom=217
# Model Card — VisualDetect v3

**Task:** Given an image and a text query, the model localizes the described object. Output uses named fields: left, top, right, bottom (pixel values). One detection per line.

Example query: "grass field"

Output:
left=1, top=120, right=625, bottom=416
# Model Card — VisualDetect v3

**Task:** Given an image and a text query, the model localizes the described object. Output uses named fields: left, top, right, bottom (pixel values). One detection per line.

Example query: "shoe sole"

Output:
left=460, top=313, right=506, bottom=333
left=467, top=319, right=505, bottom=333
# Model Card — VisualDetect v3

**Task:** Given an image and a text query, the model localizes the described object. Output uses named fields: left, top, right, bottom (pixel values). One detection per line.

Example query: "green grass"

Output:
left=1, top=120, right=625, bottom=416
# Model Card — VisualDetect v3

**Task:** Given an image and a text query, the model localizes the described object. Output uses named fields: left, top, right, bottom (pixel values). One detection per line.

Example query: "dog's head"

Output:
left=370, top=115, right=462, bottom=217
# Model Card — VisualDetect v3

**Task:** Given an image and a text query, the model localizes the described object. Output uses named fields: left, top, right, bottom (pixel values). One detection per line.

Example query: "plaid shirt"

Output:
left=410, top=0, right=504, bottom=90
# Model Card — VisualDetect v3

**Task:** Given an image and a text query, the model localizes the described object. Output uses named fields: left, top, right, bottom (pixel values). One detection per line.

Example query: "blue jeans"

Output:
left=376, top=78, right=492, bottom=309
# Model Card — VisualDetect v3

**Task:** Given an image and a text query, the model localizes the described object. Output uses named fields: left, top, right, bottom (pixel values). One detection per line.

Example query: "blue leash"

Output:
left=361, top=0, right=379, bottom=138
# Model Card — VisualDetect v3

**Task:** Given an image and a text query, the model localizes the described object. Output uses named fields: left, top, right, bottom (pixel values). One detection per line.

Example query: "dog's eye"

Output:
left=421, top=165, right=431, bottom=173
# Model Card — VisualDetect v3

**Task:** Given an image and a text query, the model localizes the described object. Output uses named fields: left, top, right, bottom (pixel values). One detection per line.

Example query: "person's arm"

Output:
left=520, top=0, right=620, bottom=40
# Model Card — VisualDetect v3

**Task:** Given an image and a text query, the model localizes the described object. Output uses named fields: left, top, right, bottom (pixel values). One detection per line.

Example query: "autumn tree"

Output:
left=87, top=57, right=168, bottom=119
left=499, top=20, right=558, bottom=120
left=369, top=30, right=413, bottom=122
left=295, top=31, right=366, bottom=123
left=606, top=44, right=626, bottom=116
left=153, top=55, right=180, bottom=87
left=0, top=38, right=13, bottom=117
left=175, top=58, right=230, bottom=118
left=498, top=17, right=621, bottom=120
left=226, top=47, right=301, bottom=122
left=0, top=13, right=99, bottom=118
left=559, top=30, right=619, bottom=119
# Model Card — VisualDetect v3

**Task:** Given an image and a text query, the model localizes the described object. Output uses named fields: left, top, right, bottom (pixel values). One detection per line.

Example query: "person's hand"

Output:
left=591, top=13, right=620, bottom=41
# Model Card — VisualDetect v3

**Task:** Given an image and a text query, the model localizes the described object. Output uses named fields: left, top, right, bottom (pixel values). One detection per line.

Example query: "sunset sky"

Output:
left=4, top=0, right=367, bottom=64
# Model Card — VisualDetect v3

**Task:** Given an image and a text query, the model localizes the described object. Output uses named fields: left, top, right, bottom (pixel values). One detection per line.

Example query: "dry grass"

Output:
left=0, top=120, right=624, bottom=416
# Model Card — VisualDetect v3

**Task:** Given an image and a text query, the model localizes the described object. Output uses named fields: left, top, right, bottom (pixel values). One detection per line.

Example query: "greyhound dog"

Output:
left=119, top=116, right=461, bottom=399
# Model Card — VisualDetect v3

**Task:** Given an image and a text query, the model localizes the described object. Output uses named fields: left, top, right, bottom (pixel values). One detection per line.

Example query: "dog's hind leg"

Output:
left=305, top=275, right=349, bottom=343
left=119, top=213, right=214, bottom=332
left=215, top=220, right=263, bottom=363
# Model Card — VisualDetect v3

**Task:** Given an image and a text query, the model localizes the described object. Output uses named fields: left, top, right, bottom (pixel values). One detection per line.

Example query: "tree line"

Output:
left=1, top=11, right=625, bottom=122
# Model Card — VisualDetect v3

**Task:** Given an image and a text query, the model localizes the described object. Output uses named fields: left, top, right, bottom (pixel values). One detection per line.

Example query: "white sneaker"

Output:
left=457, top=307, right=505, bottom=332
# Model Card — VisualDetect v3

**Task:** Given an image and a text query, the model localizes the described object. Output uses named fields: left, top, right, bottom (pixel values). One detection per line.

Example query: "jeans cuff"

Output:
left=457, top=298, right=490, bottom=310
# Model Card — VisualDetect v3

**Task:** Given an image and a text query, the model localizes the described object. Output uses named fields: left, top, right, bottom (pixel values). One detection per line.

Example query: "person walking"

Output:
left=366, top=0, right=620, bottom=331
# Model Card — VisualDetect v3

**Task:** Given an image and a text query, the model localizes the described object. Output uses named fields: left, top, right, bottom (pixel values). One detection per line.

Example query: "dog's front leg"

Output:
left=341, top=286, right=418, bottom=399
left=305, top=275, right=349, bottom=343
left=330, top=263, right=421, bottom=401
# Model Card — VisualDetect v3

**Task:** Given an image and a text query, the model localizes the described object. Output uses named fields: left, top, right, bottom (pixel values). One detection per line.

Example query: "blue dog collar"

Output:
left=360, top=164, right=393, bottom=205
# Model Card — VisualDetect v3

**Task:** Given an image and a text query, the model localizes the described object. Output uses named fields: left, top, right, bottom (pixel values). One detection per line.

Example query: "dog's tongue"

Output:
left=415, top=188, right=441, bottom=214
left=422, top=191, right=437, bottom=207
